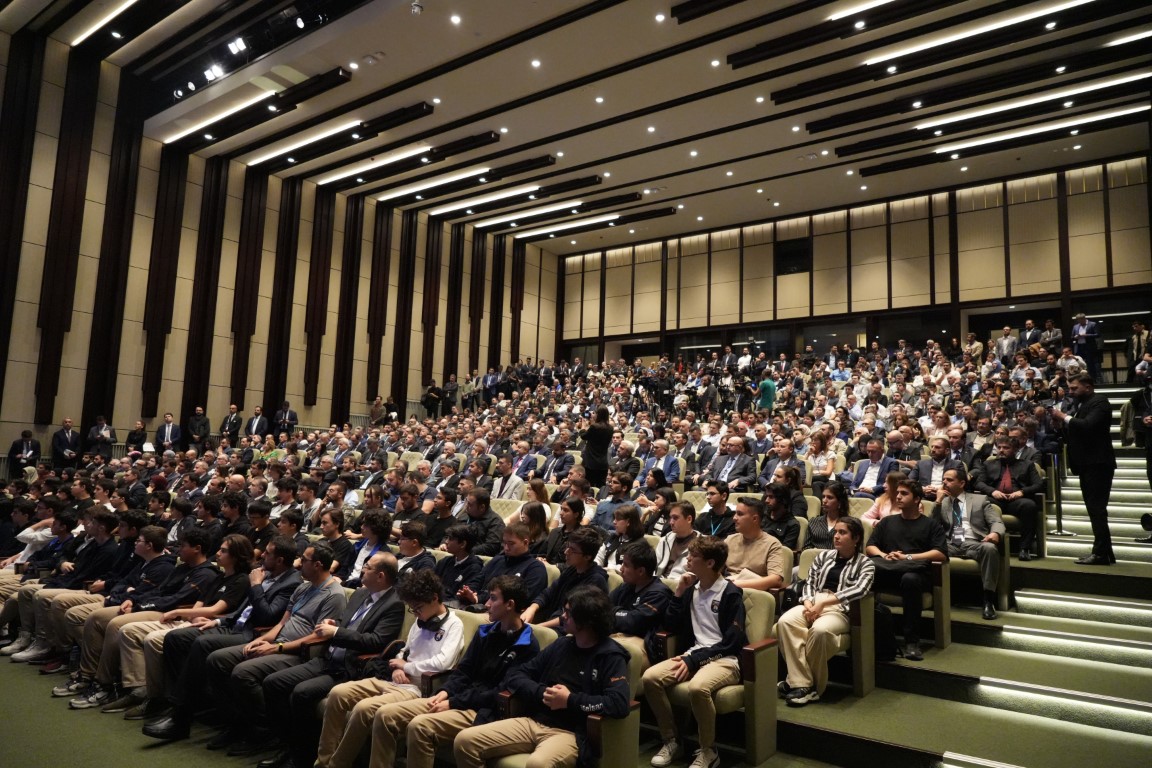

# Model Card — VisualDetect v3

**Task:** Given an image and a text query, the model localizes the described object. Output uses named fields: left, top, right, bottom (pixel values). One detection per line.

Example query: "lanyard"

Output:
left=290, top=577, right=334, bottom=616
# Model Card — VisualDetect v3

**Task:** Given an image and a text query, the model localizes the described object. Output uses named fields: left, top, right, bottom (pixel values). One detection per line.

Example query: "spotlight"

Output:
left=296, top=17, right=305, bottom=29
left=227, top=38, right=247, bottom=55
left=187, top=82, right=196, bottom=91
left=411, top=1, right=423, bottom=14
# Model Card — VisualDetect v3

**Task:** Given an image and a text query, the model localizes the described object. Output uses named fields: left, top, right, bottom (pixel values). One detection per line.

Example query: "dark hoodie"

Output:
left=441, top=621, right=540, bottom=725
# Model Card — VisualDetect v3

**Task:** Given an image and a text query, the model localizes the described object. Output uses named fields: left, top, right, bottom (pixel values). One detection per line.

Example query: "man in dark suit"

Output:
left=51, top=417, right=81, bottom=470
left=259, top=551, right=405, bottom=768
left=848, top=439, right=899, bottom=498
left=220, top=404, right=243, bottom=447
left=700, top=435, right=757, bottom=492
left=245, top=406, right=269, bottom=439
left=509, top=441, right=536, bottom=481
left=143, top=536, right=306, bottom=740
left=973, top=437, right=1044, bottom=561
left=1050, top=373, right=1116, bottom=565
left=1019, top=319, right=1042, bottom=353
left=634, top=439, right=681, bottom=488
left=7, top=430, right=40, bottom=479
left=758, top=438, right=806, bottom=490
left=186, top=406, right=211, bottom=452
left=535, top=442, right=575, bottom=484
left=156, top=413, right=182, bottom=453
left=86, top=415, right=116, bottom=460
left=908, top=437, right=963, bottom=501
left=934, top=467, right=1005, bottom=620
left=273, top=401, right=299, bottom=436
left=1071, top=313, right=1100, bottom=382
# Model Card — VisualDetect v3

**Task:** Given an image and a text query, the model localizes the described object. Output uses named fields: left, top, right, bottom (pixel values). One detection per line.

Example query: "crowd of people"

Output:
left=0, top=315, right=1146, bottom=768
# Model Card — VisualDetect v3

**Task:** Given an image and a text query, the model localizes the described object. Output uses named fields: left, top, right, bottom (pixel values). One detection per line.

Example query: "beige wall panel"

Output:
left=634, top=261, right=661, bottom=293
left=812, top=269, right=847, bottom=316
left=1067, top=191, right=1104, bottom=237
left=777, top=218, right=809, bottom=240
left=581, top=298, right=600, bottom=337
left=680, top=235, right=708, bottom=256
left=851, top=226, right=886, bottom=266
left=35, top=81, right=63, bottom=138
left=851, top=261, right=887, bottom=304
left=124, top=219, right=153, bottom=323
left=29, top=134, right=56, bottom=192
left=744, top=243, right=774, bottom=279
left=891, top=256, right=931, bottom=309
left=1069, top=273, right=1108, bottom=290
left=521, top=323, right=538, bottom=358
left=1, top=362, right=37, bottom=426
left=957, top=247, right=1006, bottom=293
left=743, top=223, right=773, bottom=246
left=680, top=253, right=707, bottom=287
left=21, top=182, right=52, bottom=249
left=139, top=137, right=161, bottom=172
left=42, top=39, right=67, bottom=86
left=1112, top=228, right=1152, bottom=285
left=1068, top=233, right=1107, bottom=280
left=633, top=292, right=661, bottom=333
left=539, top=298, right=557, bottom=332
left=605, top=265, right=630, bottom=297
left=712, top=249, right=739, bottom=282
left=850, top=204, right=886, bottom=229
left=9, top=294, right=40, bottom=364
left=710, top=250, right=740, bottom=326
left=742, top=278, right=773, bottom=322
left=813, top=210, right=847, bottom=236
left=664, top=257, right=679, bottom=330
left=1111, top=185, right=1150, bottom=231
left=1009, top=240, right=1060, bottom=296
left=891, top=220, right=929, bottom=260
left=957, top=208, right=1003, bottom=251
left=1008, top=199, right=1057, bottom=244
left=890, top=196, right=930, bottom=223
left=813, top=232, right=846, bottom=271
left=776, top=273, right=810, bottom=318
left=85, top=148, right=110, bottom=208
left=678, top=285, right=707, bottom=328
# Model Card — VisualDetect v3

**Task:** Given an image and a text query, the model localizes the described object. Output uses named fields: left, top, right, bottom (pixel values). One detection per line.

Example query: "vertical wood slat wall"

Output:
left=0, top=34, right=557, bottom=440
left=562, top=159, right=1151, bottom=344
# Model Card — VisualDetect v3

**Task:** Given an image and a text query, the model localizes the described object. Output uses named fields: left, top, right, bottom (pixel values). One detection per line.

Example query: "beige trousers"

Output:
left=642, top=657, right=741, bottom=749
left=318, top=678, right=419, bottom=768
left=454, top=717, right=578, bottom=768
left=776, top=604, right=850, bottom=694
left=370, top=696, right=475, bottom=768
left=117, top=618, right=191, bottom=690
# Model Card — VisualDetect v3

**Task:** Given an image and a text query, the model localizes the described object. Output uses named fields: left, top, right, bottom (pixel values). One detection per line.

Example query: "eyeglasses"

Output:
left=406, top=603, right=427, bottom=615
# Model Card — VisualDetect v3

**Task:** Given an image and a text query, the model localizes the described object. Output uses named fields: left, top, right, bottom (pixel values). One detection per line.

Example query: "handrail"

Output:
left=1048, top=444, right=1075, bottom=538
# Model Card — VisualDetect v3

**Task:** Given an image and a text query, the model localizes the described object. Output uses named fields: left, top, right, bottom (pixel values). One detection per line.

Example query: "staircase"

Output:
left=1045, top=386, right=1150, bottom=564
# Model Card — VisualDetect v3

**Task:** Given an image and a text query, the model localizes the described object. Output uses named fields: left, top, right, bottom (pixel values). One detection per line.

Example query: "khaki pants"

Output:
left=454, top=717, right=577, bottom=768
left=33, top=588, right=92, bottom=648
left=117, top=619, right=191, bottom=691
left=776, top=604, right=850, bottom=694
left=642, top=657, right=740, bottom=749
left=318, top=678, right=419, bottom=768
left=371, top=697, right=475, bottom=768
left=46, top=591, right=103, bottom=648
left=16, top=582, right=44, bottom=634
left=91, top=610, right=164, bottom=684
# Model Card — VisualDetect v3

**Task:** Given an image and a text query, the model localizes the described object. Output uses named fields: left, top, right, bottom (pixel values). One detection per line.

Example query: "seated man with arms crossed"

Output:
left=655, top=502, right=700, bottom=580
left=453, top=586, right=631, bottom=768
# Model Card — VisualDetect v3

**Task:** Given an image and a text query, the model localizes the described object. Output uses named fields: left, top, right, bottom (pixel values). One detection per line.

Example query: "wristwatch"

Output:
left=905, top=554, right=913, bottom=562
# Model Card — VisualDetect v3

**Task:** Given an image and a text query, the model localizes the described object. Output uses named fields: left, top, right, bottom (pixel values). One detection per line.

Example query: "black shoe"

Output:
left=206, top=729, right=239, bottom=750
left=141, top=715, right=191, bottom=742
left=1135, top=535, right=1152, bottom=544
left=1017, top=548, right=1032, bottom=562
left=1075, top=554, right=1113, bottom=566
left=126, top=698, right=171, bottom=721
left=982, top=601, right=997, bottom=621
left=903, top=643, right=923, bottom=661
left=228, top=734, right=275, bottom=757
left=257, top=750, right=293, bottom=768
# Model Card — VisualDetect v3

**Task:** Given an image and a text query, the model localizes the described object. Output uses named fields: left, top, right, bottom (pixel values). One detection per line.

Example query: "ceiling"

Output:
left=9, top=0, right=1151, bottom=257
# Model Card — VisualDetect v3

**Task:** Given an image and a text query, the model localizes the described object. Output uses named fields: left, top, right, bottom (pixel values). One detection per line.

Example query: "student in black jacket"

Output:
left=396, top=520, right=436, bottom=580
left=454, top=587, right=631, bottom=768
left=433, top=525, right=483, bottom=606
left=643, top=536, right=748, bottom=768
left=521, top=528, right=607, bottom=630
left=455, top=522, right=547, bottom=610
left=609, top=541, right=673, bottom=668
left=371, top=574, right=541, bottom=768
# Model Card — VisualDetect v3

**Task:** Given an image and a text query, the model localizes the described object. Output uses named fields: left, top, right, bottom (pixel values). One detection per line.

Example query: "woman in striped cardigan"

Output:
left=776, top=515, right=874, bottom=706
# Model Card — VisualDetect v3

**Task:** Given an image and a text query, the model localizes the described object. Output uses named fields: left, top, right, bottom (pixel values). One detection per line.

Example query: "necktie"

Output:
left=496, top=476, right=507, bottom=498
left=952, top=498, right=965, bottom=546
left=719, top=457, right=735, bottom=481
left=330, top=597, right=375, bottom=665
left=998, top=466, right=1014, bottom=494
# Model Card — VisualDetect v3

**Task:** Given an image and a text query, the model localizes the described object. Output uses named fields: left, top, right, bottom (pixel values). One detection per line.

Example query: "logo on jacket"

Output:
left=591, top=668, right=599, bottom=681
left=711, top=599, right=720, bottom=613
left=435, top=629, right=445, bottom=642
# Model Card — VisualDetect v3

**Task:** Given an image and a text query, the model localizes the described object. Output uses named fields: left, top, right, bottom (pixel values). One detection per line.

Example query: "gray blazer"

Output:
left=933, top=492, right=1006, bottom=542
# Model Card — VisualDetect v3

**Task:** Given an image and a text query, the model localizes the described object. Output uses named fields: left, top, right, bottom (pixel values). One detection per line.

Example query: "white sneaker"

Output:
left=689, top=747, right=720, bottom=768
left=53, top=675, right=90, bottom=697
left=0, top=632, right=32, bottom=656
left=11, top=638, right=52, bottom=662
left=651, top=739, right=682, bottom=767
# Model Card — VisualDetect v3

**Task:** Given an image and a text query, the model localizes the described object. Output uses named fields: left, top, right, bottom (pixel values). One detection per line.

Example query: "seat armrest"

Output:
left=930, top=559, right=947, bottom=587
left=586, top=701, right=640, bottom=751
left=496, top=690, right=529, bottom=719
left=739, top=637, right=777, bottom=682
left=421, top=669, right=453, bottom=697
left=655, top=630, right=677, bottom=658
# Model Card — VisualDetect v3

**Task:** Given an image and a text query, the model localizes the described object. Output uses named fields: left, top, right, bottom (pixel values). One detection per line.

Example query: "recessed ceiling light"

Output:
left=549, top=234, right=555, bottom=238
left=756, top=188, right=763, bottom=193
left=1063, top=100, right=1074, bottom=107
left=792, top=126, right=801, bottom=132
left=689, top=150, right=698, bottom=157
left=711, top=59, right=720, bottom=67
left=286, top=156, right=295, bottom=163
left=466, top=209, right=473, bottom=214
left=608, top=222, right=615, bottom=226
left=571, top=209, right=579, bottom=214
left=510, top=223, right=517, bottom=227
left=351, top=133, right=360, bottom=139
left=860, top=185, right=868, bottom=190
left=643, top=189, right=651, bottom=194
left=934, top=129, right=943, bottom=136
left=478, top=177, right=486, bottom=182
left=820, top=149, right=829, bottom=156
left=204, top=133, right=214, bottom=140
left=356, top=177, right=364, bottom=183
left=950, top=153, right=960, bottom=159
left=886, top=65, right=897, bottom=74
left=846, top=170, right=854, bottom=175
left=267, top=104, right=277, bottom=111
left=531, top=59, right=541, bottom=68
left=204, top=68, right=217, bottom=81
left=629, top=229, right=635, bottom=233
left=432, top=97, right=441, bottom=104
left=912, top=100, right=922, bottom=108
left=655, top=13, right=665, bottom=22
left=111, top=31, right=122, bottom=39
left=1045, top=21, right=1057, bottom=30
left=773, top=201, right=780, bottom=207
left=556, top=151, right=564, bottom=157
left=1073, top=144, right=1082, bottom=150
left=1056, top=65, right=1066, bottom=73
left=348, top=61, right=359, bottom=70
left=647, top=126, right=656, bottom=133
left=1009, top=305, right=1016, bottom=309
left=755, top=96, right=764, bottom=103
left=187, top=82, right=195, bottom=90
left=603, top=172, right=611, bottom=177
left=414, top=195, right=422, bottom=200
left=697, top=216, right=704, bottom=221
left=421, top=157, right=431, bottom=163
left=1070, top=129, right=1079, bottom=135
left=500, top=127, right=508, bottom=133
left=571, top=240, right=577, bottom=244
left=450, top=14, right=461, bottom=24
left=725, top=171, right=733, bottom=176
left=296, top=17, right=304, bottom=29
left=595, top=96, right=604, bottom=103
left=677, top=204, right=684, bottom=209
left=855, top=20, right=866, bottom=30
left=960, top=166, right=968, bottom=171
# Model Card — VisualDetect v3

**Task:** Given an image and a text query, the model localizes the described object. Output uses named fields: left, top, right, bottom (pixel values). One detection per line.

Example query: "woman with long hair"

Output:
left=862, top=471, right=909, bottom=523
left=770, top=465, right=809, bottom=519
left=595, top=504, right=643, bottom=571
left=641, top=487, right=678, bottom=536
left=538, top=497, right=584, bottom=565
left=579, top=406, right=614, bottom=487
left=807, top=431, right=837, bottom=498
left=777, top=516, right=875, bottom=706
left=804, top=483, right=849, bottom=551
left=518, top=501, right=551, bottom=555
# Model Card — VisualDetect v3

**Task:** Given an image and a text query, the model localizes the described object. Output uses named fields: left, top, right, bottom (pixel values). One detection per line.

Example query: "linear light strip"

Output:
left=514, top=214, right=619, bottom=239
left=915, top=71, right=1152, bottom=130
left=1015, top=590, right=1152, bottom=609
left=71, top=0, right=139, bottom=46
left=314, top=145, right=431, bottom=184
left=941, top=752, right=1026, bottom=768
left=1002, top=626, right=1152, bottom=650
left=1107, top=30, right=1152, bottom=46
left=863, top=0, right=1097, bottom=66
left=828, top=0, right=898, bottom=22
left=250, top=120, right=365, bottom=166
left=980, top=677, right=1152, bottom=714
left=429, top=185, right=541, bottom=216
left=473, top=200, right=584, bottom=228
left=933, top=104, right=1149, bottom=153
left=376, top=167, right=492, bottom=201
left=164, top=91, right=276, bottom=143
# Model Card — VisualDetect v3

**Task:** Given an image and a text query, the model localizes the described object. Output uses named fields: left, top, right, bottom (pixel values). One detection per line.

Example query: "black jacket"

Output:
left=657, top=579, right=747, bottom=672
left=434, top=554, right=484, bottom=602
left=105, top=554, right=177, bottom=606
left=531, top=565, right=608, bottom=623
left=441, top=621, right=540, bottom=724
left=610, top=578, right=673, bottom=640
left=134, top=560, right=221, bottom=613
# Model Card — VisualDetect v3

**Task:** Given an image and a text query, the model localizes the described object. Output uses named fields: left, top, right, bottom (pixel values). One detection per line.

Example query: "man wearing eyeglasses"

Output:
left=698, top=437, right=756, bottom=492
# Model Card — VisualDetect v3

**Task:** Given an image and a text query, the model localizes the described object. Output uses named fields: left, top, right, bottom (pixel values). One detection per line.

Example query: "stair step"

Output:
left=1015, top=588, right=1152, bottom=627
left=1046, top=537, right=1152, bottom=563
left=778, top=687, right=1152, bottom=768
left=1063, top=478, right=1148, bottom=489
left=877, top=645, right=1152, bottom=735
left=1056, top=517, right=1150, bottom=537
left=1010, top=556, right=1152, bottom=600
left=1062, top=488, right=1147, bottom=503
left=1056, top=503, right=1149, bottom=520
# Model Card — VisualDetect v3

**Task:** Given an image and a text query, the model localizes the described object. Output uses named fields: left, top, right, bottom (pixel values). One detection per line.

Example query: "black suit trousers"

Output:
left=263, top=657, right=344, bottom=765
left=163, top=625, right=251, bottom=709
left=1078, top=465, right=1114, bottom=558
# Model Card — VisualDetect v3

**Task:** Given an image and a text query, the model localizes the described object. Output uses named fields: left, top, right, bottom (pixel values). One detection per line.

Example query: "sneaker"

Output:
left=786, top=687, right=820, bottom=706
left=101, top=688, right=146, bottom=714
left=0, top=632, right=32, bottom=655
left=903, top=643, right=923, bottom=662
left=52, top=675, right=91, bottom=697
left=69, top=684, right=114, bottom=710
left=11, top=639, right=53, bottom=663
left=688, top=747, right=720, bottom=768
left=777, top=680, right=791, bottom=699
left=651, top=739, right=682, bottom=767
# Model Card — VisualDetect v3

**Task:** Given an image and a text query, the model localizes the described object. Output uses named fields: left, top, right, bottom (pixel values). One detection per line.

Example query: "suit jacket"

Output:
left=1061, top=393, right=1116, bottom=473
left=933, top=492, right=1006, bottom=543
left=273, top=409, right=299, bottom=432
left=245, top=415, right=269, bottom=438
left=86, top=425, right=116, bottom=459
left=1071, top=321, right=1099, bottom=357
left=510, top=453, right=536, bottom=481
left=538, top=453, right=575, bottom=482
left=703, top=452, right=757, bottom=491
left=637, top=455, right=680, bottom=486
left=758, top=455, right=805, bottom=489
left=220, top=413, right=242, bottom=443
left=156, top=423, right=182, bottom=448
left=225, top=568, right=303, bottom=632
left=850, top=456, right=900, bottom=496
left=908, top=458, right=962, bottom=487
left=51, top=428, right=81, bottom=468
left=328, top=587, right=406, bottom=678
left=973, top=456, right=1044, bottom=497
left=491, top=473, right=525, bottom=500
left=8, top=438, right=41, bottom=474
left=1019, top=328, right=1042, bottom=349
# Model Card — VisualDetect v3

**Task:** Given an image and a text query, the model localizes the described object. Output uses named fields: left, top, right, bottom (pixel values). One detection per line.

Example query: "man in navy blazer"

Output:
left=908, top=437, right=963, bottom=501
left=509, top=441, right=536, bottom=481
left=758, top=438, right=806, bottom=489
left=245, top=406, right=269, bottom=439
left=849, top=439, right=900, bottom=498
left=156, top=412, right=182, bottom=452
left=535, top=442, right=575, bottom=483
left=634, top=439, right=680, bottom=488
